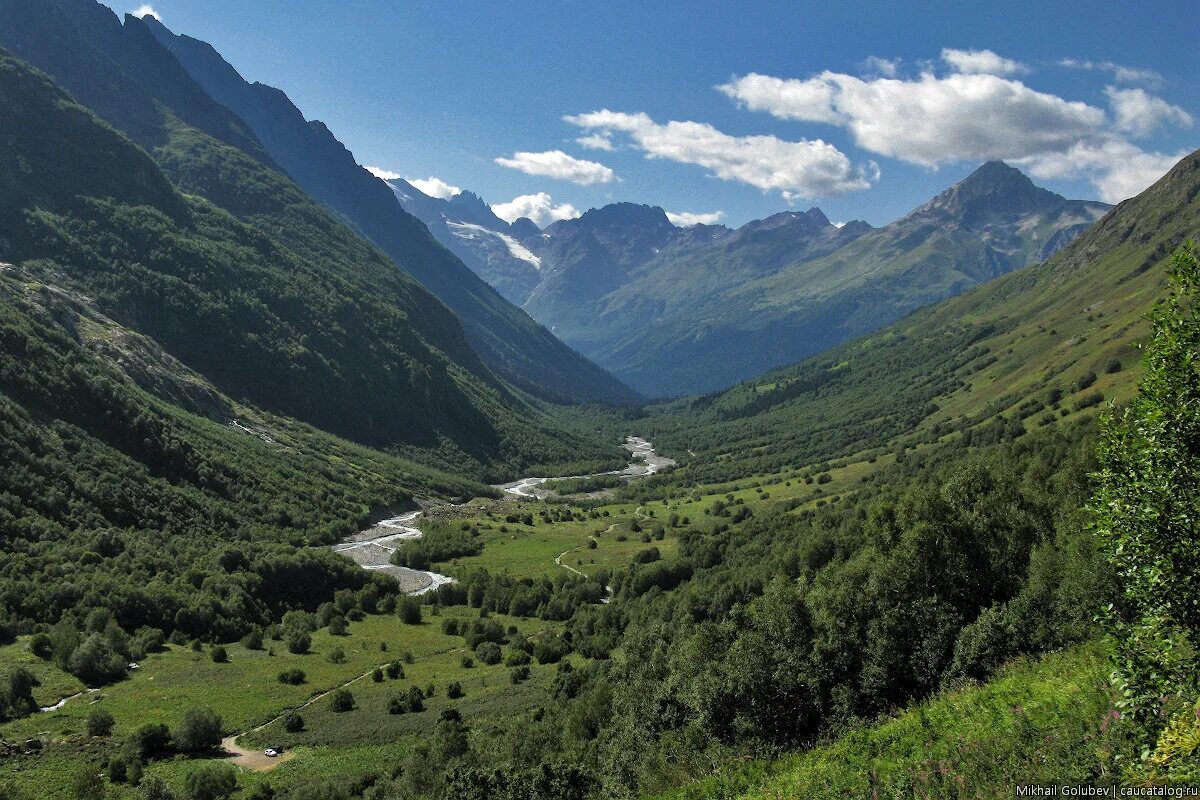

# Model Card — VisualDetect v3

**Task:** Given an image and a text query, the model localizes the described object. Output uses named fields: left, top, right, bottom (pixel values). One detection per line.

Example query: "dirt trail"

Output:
left=222, top=661, right=387, bottom=772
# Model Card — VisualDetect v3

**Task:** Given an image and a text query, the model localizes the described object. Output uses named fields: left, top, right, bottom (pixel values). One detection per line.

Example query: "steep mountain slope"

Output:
left=0, top=45, right=618, bottom=476
left=385, top=179, right=544, bottom=303
left=638, top=149, right=1198, bottom=485
left=529, top=163, right=1108, bottom=397
left=139, top=14, right=638, bottom=406
left=0, top=49, right=514, bottom=641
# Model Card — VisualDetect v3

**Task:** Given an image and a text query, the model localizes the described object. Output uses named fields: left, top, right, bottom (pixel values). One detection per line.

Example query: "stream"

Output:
left=332, top=437, right=674, bottom=594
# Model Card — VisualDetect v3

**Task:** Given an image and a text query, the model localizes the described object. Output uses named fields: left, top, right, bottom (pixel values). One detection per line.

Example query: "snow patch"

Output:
left=446, top=221, right=542, bottom=269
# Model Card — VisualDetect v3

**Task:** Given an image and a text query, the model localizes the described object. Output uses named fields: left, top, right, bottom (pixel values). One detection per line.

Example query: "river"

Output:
left=332, top=437, right=674, bottom=594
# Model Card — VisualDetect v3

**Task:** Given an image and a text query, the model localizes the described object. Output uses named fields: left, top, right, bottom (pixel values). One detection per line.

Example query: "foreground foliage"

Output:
left=1092, top=243, right=1200, bottom=780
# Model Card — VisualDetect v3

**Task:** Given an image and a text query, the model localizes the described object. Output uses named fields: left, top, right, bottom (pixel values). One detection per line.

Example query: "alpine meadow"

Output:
left=0, top=2, right=1197, bottom=799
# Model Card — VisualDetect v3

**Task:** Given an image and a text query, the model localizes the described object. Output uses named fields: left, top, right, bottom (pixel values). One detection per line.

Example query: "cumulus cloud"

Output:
left=576, top=133, right=615, bottom=151
left=1017, top=140, right=1188, bottom=203
left=1059, top=58, right=1162, bottom=87
left=860, top=56, right=900, bottom=77
left=407, top=176, right=462, bottom=200
left=1105, top=86, right=1193, bottom=137
left=365, top=165, right=402, bottom=181
left=666, top=210, right=726, bottom=227
left=940, top=48, right=1027, bottom=76
left=494, top=150, right=615, bottom=185
left=564, top=110, right=874, bottom=199
left=719, top=71, right=1103, bottom=166
left=491, top=193, right=581, bottom=227
left=131, top=4, right=160, bottom=19
left=718, top=64, right=1189, bottom=201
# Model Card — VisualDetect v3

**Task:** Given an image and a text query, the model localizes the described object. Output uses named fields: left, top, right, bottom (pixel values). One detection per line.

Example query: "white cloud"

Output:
left=719, top=71, right=1104, bottom=166
left=719, top=63, right=1194, bottom=202
left=940, top=48, right=1027, bottom=76
left=365, top=165, right=403, bottom=181
left=861, top=56, right=900, bottom=78
left=1105, top=86, right=1193, bottom=137
left=717, top=73, right=842, bottom=124
left=491, top=193, right=581, bottom=227
left=494, top=150, right=616, bottom=185
left=366, top=168, right=462, bottom=199
left=564, top=110, right=874, bottom=199
left=576, top=133, right=615, bottom=151
left=1017, top=140, right=1187, bottom=203
left=666, top=210, right=726, bottom=227
left=407, top=176, right=462, bottom=200
left=131, top=4, right=160, bottom=19
left=1059, top=58, right=1162, bottom=87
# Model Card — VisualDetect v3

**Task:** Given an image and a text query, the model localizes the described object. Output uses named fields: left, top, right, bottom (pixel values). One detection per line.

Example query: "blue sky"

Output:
left=121, top=1, right=1196, bottom=228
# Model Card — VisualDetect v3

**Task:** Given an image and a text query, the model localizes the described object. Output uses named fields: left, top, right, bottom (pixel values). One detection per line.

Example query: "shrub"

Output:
left=239, top=631, right=263, bottom=651
left=1076, top=371, right=1097, bottom=391
left=327, top=647, right=346, bottom=664
left=139, top=776, right=177, bottom=800
left=460, top=655, right=474, bottom=669
left=184, top=762, right=237, bottom=800
left=175, top=707, right=223, bottom=754
left=285, top=631, right=310, bottom=655
left=283, top=711, right=304, bottom=733
left=372, top=668, right=384, bottom=683
left=632, top=547, right=660, bottom=565
left=69, top=632, right=127, bottom=686
left=474, top=641, right=502, bottom=665
left=397, top=597, right=422, bottom=625
left=1074, top=391, right=1104, bottom=411
left=277, top=668, right=306, bottom=685
left=29, top=633, right=53, bottom=660
left=447, top=681, right=463, bottom=699
left=71, top=766, right=105, bottom=800
left=329, top=688, right=354, bottom=712
left=1105, top=358, right=1122, bottom=374
left=107, top=755, right=128, bottom=784
left=510, top=666, right=530, bottom=684
left=328, top=615, right=348, bottom=636
left=210, top=646, right=228, bottom=664
left=388, top=695, right=407, bottom=715
left=407, top=685, right=425, bottom=712
left=533, top=636, right=570, bottom=665
left=130, top=723, right=173, bottom=760
left=386, top=661, right=404, bottom=679
left=87, top=709, right=115, bottom=737
left=505, top=649, right=530, bottom=667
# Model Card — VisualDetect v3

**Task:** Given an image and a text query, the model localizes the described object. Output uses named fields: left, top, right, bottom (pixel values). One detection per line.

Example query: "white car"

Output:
left=264, top=748, right=279, bottom=758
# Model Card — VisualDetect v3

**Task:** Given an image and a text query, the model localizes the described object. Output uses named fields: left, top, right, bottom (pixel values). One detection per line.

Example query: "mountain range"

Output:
left=389, top=161, right=1110, bottom=397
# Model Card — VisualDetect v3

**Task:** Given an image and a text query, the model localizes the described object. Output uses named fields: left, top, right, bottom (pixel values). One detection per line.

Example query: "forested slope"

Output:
left=637, top=149, right=1200, bottom=486
left=0, top=23, right=619, bottom=474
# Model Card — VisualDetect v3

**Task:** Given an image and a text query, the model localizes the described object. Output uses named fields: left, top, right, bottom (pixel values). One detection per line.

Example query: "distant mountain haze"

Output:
left=389, top=160, right=1109, bottom=397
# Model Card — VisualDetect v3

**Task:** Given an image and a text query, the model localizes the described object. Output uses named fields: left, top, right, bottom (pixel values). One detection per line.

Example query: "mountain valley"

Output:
left=0, top=5, right=1196, bottom=799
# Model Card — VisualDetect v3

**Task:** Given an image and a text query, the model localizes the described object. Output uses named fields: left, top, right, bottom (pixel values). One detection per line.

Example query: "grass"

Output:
left=0, top=608, right=562, bottom=798
left=0, top=639, right=86, bottom=710
left=650, top=642, right=1118, bottom=800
